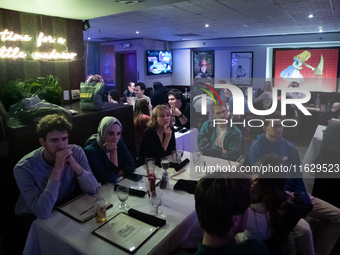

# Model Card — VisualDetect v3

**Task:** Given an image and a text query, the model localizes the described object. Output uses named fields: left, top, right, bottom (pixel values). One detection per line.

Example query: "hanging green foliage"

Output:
left=0, top=75, right=62, bottom=111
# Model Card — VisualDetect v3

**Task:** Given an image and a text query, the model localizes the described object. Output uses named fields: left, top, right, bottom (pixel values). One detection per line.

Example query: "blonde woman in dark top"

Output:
left=139, top=104, right=176, bottom=166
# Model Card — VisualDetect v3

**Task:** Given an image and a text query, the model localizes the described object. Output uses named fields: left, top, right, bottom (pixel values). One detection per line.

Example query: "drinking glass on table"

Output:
left=193, top=151, right=203, bottom=166
left=161, top=157, right=170, bottom=172
left=151, top=189, right=163, bottom=216
left=171, top=116, right=176, bottom=127
left=117, top=186, right=129, bottom=210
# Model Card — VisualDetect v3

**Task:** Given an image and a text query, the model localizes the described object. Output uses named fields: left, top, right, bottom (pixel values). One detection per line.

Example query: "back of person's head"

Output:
left=148, top=104, right=171, bottom=129
left=153, top=82, right=164, bottom=92
left=37, top=114, right=72, bottom=140
left=136, top=82, right=146, bottom=91
left=252, top=154, right=288, bottom=228
left=263, top=111, right=283, bottom=127
left=109, top=89, right=120, bottom=102
left=263, top=81, right=273, bottom=92
left=86, top=74, right=104, bottom=84
left=195, top=172, right=251, bottom=238
left=128, top=82, right=135, bottom=88
left=134, top=98, right=150, bottom=120
left=288, top=81, right=299, bottom=88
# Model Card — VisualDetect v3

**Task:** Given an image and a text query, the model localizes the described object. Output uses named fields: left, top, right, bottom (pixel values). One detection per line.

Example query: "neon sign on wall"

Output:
left=0, top=29, right=77, bottom=60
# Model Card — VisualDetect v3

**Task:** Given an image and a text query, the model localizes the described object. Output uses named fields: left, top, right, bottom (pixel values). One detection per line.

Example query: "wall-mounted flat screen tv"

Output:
left=147, top=50, right=172, bottom=75
left=273, top=47, right=340, bottom=92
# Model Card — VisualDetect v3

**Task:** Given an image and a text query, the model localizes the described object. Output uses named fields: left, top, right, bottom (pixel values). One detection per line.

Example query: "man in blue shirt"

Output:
left=248, top=111, right=340, bottom=255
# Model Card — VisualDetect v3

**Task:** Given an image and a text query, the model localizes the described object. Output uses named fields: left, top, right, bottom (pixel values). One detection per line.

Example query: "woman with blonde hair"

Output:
left=253, top=81, right=273, bottom=110
left=280, top=50, right=315, bottom=82
left=138, top=104, right=176, bottom=166
left=133, top=99, right=151, bottom=157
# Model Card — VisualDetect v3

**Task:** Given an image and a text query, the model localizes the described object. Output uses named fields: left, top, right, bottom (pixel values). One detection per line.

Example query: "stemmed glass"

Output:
left=171, top=116, right=176, bottom=127
left=117, top=186, right=129, bottom=210
left=151, top=190, right=163, bottom=216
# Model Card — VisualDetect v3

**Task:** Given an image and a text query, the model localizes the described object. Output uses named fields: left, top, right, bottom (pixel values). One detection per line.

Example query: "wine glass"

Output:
left=171, top=116, right=176, bottom=127
left=117, top=186, right=129, bottom=210
left=151, top=190, right=163, bottom=216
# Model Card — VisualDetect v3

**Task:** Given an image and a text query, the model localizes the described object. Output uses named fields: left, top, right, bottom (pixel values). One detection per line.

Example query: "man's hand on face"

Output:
left=65, top=148, right=84, bottom=175
left=170, top=105, right=181, bottom=117
left=104, top=142, right=118, bottom=152
left=55, top=149, right=72, bottom=171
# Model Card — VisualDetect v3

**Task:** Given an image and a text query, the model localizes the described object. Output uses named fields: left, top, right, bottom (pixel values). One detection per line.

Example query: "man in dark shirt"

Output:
left=168, top=89, right=190, bottom=129
left=123, top=82, right=135, bottom=103
left=194, top=173, right=269, bottom=255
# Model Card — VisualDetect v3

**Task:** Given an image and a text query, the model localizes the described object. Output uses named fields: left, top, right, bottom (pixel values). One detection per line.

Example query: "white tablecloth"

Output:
left=302, top=125, right=327, bottom=193
left=175, top=128, right=199, bottom=152
left=24, top=153, right=200, bottom=255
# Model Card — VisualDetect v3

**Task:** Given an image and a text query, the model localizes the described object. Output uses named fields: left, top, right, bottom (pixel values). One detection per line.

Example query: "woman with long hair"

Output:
left=253, top=81, right=273, bottom=110
left=133, top=99, right=151, bottom=157
left=280, top=50, right=315, bottom=82
left=237, top=154, right=291, bottom=242
left=83, top=117, right=135, bottom=184
left=138, top=104, right=176, bottom=166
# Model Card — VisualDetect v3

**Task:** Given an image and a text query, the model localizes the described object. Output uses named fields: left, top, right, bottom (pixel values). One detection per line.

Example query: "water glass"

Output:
left=193, top=151, right=203, bottom=166
left=145, top=157, right=156, bottom=175
left=151, top=190, right=163, bottom=216
left=117, top=186, right=129, bottom=210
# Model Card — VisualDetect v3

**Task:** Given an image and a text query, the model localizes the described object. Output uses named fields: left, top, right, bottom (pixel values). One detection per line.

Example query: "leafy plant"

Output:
left=0, top=75, right=62, bottom=111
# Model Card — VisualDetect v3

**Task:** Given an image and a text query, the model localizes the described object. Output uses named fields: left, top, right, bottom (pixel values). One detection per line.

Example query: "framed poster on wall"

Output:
left=193, top=51, right=214, bottom=79
left=231, top=52, right=253, bottom=85
left=273, top=47, right=340, bottom=92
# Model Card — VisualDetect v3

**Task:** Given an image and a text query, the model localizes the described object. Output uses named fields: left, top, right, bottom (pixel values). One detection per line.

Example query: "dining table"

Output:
left=23, top=151, right=240, bottom=255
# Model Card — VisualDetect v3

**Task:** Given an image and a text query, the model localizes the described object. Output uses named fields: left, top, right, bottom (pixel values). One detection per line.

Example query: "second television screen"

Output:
left=147, top=50, right=172, bottom=75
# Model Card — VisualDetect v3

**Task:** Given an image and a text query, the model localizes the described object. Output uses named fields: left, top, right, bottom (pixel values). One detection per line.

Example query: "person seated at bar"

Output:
left=318, top=101, right=340, bottom=126
left=197, top=103, right=242, bottom=161
left=139, top=104, right=175, bottom=166
left=84, top=117, right=135, bottom=184
left=168, top=89, right=190, bottom=128
left=14, top=114, right=97, bottom=231
left=151, top=82, right=168, bottom=108
left=133, top=99, right=151, bottom=159
left=123, top=82, right=135, bottom=103
left=193, top=172, right=269, bottom=255
left=253, top=81, right=273, bottom=110
left=108, top=89, right=120, bottom=103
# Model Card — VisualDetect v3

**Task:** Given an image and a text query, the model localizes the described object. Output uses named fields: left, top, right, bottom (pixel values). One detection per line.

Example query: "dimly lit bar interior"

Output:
left=0, top=1, right=340, bottom=254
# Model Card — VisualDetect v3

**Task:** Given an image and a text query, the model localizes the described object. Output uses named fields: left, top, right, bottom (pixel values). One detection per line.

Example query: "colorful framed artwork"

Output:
left=273, top=47, right=340, bottom=92
left=193, top=51, right=214, bottom=79
left=231, top=52, right=253, bottom=85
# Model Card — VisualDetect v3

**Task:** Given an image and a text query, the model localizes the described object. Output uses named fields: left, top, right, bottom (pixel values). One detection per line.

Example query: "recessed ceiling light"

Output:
left=205, top=24, right=209, bottom=27
left=309, top=14, right=313, bottom=18
left=136, top=31, right=139, bottom=34
left=88, top=37, right=90, bottom=40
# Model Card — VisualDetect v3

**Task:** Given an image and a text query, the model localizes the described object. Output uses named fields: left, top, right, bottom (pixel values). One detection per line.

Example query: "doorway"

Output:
left=115, top=51, right=137, bottom=98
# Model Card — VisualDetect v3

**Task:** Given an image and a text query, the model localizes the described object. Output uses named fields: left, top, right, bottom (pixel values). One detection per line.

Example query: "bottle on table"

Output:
left=315, top=94, right=320, bottom=110
left=95, top=183, right=107, bottom=223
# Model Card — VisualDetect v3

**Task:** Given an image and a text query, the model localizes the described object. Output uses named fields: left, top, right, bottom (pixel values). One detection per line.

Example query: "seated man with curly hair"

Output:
left=14, top=114, right=98, bottom=232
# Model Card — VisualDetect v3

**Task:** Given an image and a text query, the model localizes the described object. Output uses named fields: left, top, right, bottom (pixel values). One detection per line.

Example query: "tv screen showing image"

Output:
left=273, top=47, right=340, bottom=92
left=147, top=50, right=172, bottom=75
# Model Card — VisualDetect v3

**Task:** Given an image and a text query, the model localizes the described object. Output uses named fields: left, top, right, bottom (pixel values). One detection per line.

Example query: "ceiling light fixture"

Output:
left=309, top=14, right=313, bottom=18
left=88, top=37, right=90, bottom=40
left=136, top=31, right=139, bottom=34
left=205, top=24, right=209, bottom=27
left=318, top=26, right=323, bottom=32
